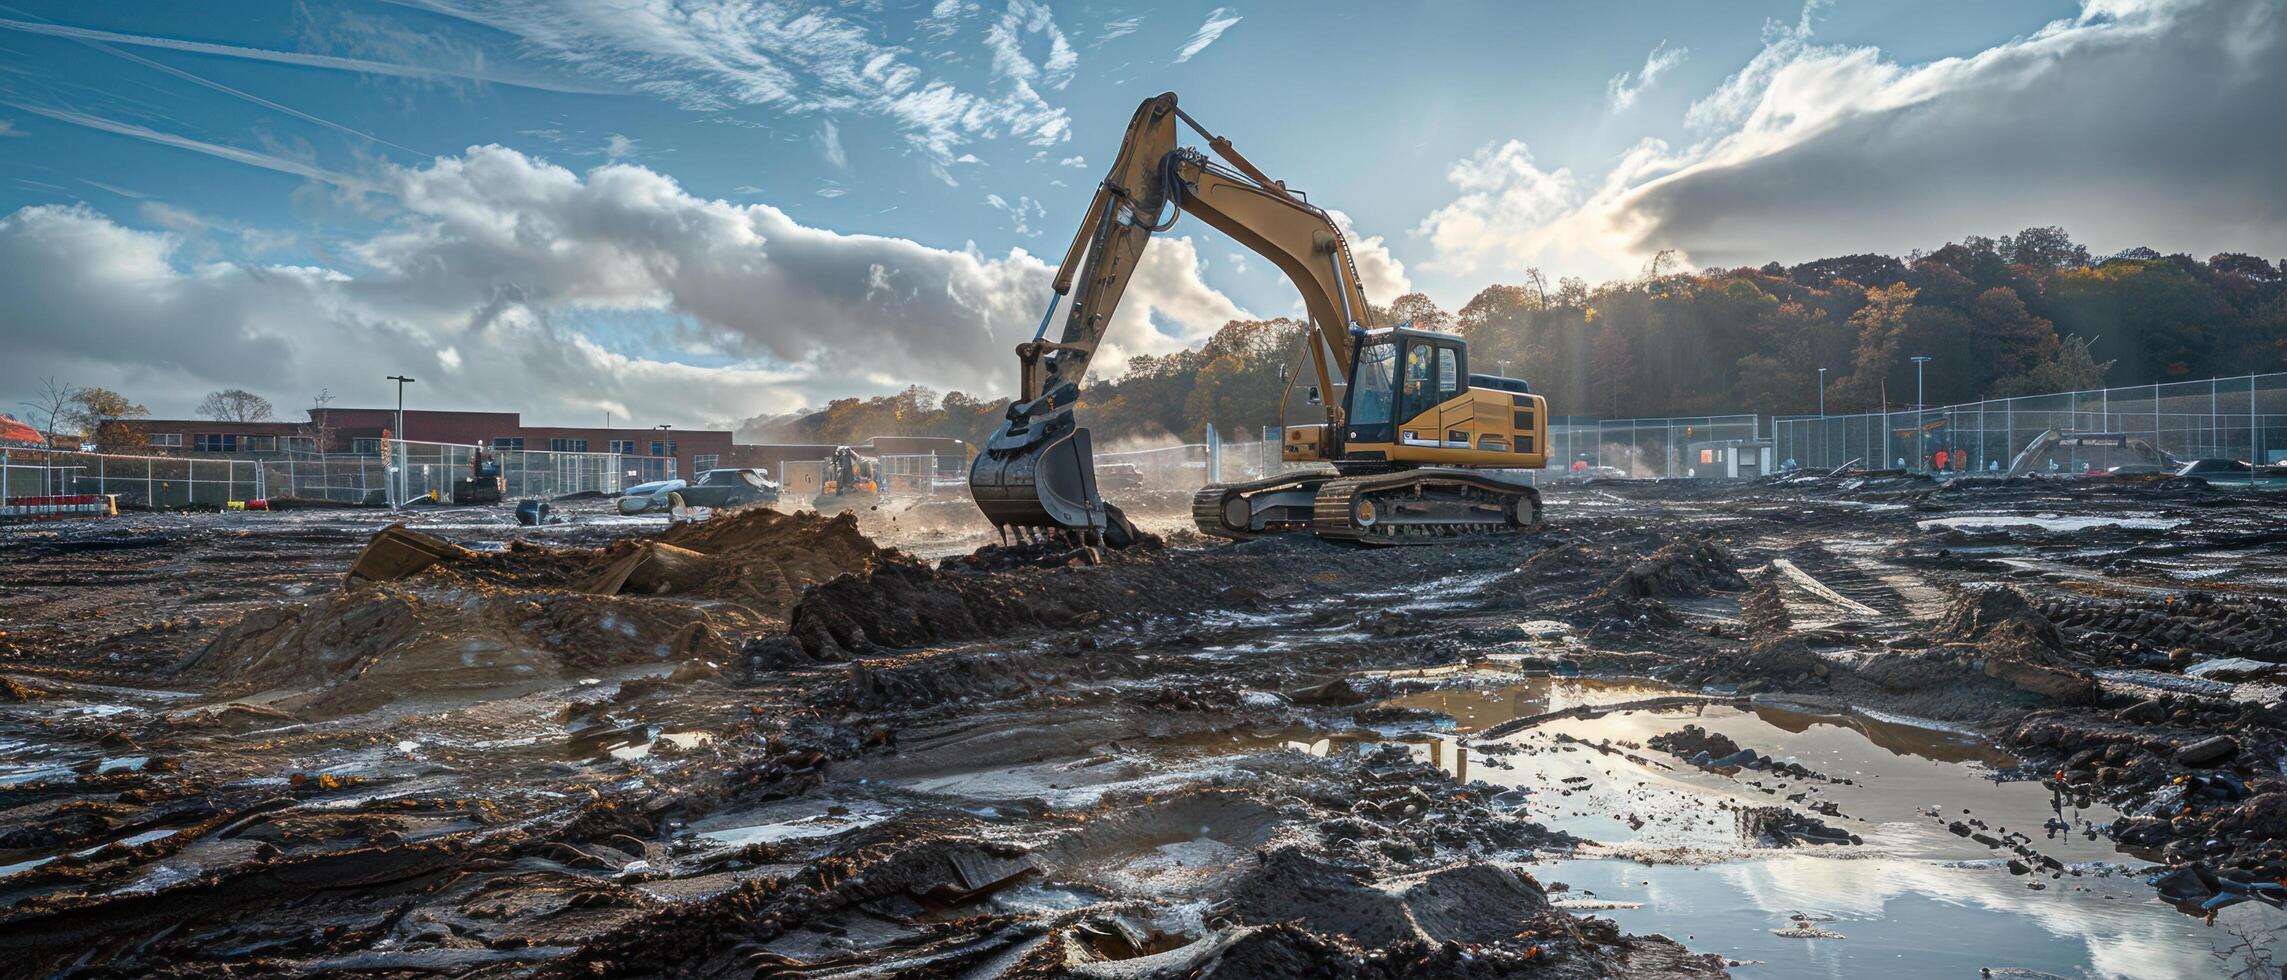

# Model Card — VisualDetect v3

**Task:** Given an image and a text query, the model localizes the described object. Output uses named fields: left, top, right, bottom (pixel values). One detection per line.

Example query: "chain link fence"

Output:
left=381, top=440, right=639, bottom=505
left=876, top=453, right=966, bottom=495
left=1545, top=415, right=1763, bottom=479
left=261, top=454, right=388, bottom=505
left=0, top=449, right=261, bottom=509
left=1773, top=373, right=2287, bottom=475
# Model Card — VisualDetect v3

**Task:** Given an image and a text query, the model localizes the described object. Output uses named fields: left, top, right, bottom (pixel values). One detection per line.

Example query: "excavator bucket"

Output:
left=971, top=422, right=1103, bottom=534
left=970, top=400, right=1144, bottom=546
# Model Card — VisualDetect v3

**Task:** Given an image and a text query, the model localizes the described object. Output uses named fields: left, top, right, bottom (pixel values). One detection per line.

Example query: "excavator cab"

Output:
left=1334, top=326, right=1543, bottom=468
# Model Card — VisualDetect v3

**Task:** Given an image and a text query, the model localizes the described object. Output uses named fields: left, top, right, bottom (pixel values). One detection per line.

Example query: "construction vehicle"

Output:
left=452, top=443, right=506, bottom=505
left=970, top=92, right=1549, bottom=545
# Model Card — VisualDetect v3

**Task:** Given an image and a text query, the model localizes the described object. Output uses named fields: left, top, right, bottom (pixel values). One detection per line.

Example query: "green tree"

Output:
left=1991, top=334, right=2114, bottom=397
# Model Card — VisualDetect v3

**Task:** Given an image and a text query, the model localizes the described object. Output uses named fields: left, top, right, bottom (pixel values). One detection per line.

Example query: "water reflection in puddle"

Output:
left=1379, top=677, right=2287, bottom=978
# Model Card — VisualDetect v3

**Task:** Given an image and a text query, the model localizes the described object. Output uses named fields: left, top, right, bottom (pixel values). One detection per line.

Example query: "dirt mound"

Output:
left=1937, top=586, right=2065, bottom=650
left=1224, top=845, right=1550, bottom=948
left=1601, top=538, right=1746, bottom=601
left=788, top=544, right=1241, bottom=659
left=1937, top=586, right=2096, bottom=704
left=1739, top=569, right=1792, bottom=632
left=183, top=585, right=735, bottom=719
left=1674, top=635, right=1828, bottom=691
left=418, top=509, right=892, bottom=618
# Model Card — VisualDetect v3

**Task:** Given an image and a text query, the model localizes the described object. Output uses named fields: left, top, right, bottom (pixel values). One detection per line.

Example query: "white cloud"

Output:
left=1059, top=154, right=1086, bottom=167
left=984, top=191, right=1048, bottom=236
left=1094, top=17, right=1141, bottom=47
left=0, top=119, right=20, bottom=138
left=1418, top=0, right=2287, bottom=280
left=1606, top=40, right=1688, bottom=112
left=816, top=118, right=848, bottom=171
left=1173, top=7, right=1241, bottom=63
left=604, top=132, right=639, bottom=161
left=1326, top=209, right=1413, bottom=307
left=400, top=0, right=1070, bottom=162
left=918, top=0, right=979, bottom=41
left=984, top=0, right=1078, bottom=92
left=0, top=147, right=1246, bottom=423
left=1087, top=236, right=1249, bottom=370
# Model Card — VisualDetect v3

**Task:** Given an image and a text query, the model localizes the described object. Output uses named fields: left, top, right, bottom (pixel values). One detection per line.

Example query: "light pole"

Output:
left=1910, top=356, right=1931, bottom=472
left=1816, top=368, right=1827, bottom=417
left=653, top=424, right=673, bottom=477
left=386, top=375, right=416, bottom=444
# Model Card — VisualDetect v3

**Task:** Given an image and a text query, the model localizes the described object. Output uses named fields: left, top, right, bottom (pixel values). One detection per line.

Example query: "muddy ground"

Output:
left=2, top=474, right=2284, bottom=978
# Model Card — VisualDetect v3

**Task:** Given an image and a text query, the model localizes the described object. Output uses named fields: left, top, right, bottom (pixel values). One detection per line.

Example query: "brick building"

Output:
left=119, top=408, right=735, bottom=480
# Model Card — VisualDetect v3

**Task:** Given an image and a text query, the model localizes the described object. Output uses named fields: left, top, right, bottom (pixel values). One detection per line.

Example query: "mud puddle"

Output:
left=1379, top=677, right=2287, bottom=977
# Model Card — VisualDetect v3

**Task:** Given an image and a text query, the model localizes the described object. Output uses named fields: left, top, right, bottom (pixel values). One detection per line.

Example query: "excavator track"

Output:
left=1308, top=469, right=1543, bottom=545
left=1191, top=469, right=1542, bottom=544
left=1190, top=472, right=1329, bottom=540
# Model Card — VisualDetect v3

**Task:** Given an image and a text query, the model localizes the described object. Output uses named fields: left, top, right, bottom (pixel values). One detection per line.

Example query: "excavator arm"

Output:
left=972, top=92, right=1379, bottom=544
left=1020, top=92, right=1376, bottom=407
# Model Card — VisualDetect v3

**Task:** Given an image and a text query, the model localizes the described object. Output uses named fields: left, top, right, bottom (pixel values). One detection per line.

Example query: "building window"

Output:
left=650, top=440, right=666, bottom=457
left=492, top=437, right=525, bottom=450
left=246, top=435, right=277, bottom=452
left=694, top=454, right=720, bottom=471
left=351, top=438, right=382, bottom=455
left=192, top=433, right=238, bottom=452
left=550, top=438, right=589, bottom=452
left=609, top=440, right=637, bottom=455
left=148, top=432, right=182, bottom=448
left=282, top=436, right=315, bottom=454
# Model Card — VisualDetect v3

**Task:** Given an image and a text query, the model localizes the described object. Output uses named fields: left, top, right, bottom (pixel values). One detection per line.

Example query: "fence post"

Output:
left=2253, top=376, right=2262, bottom=464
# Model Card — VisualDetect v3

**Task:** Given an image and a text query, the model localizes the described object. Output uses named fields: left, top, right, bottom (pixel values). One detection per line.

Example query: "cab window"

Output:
left=1349, top=341, right=1398, bottom=426
left=1404, top=343, right=1435, bottom=406
left=1435, top=346, right=1459, bottom=404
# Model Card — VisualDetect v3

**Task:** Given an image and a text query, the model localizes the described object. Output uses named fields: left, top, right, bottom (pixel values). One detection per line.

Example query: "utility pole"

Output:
left=1817, top=367, right=1827, bottom=417
left=1911, top=356, right=1932, bottom=472
left=386, top=375, right=416, bottom=445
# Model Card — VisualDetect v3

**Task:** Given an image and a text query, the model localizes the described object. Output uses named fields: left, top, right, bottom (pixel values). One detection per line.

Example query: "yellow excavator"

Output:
left=970, top=92, right=1549, bottom=546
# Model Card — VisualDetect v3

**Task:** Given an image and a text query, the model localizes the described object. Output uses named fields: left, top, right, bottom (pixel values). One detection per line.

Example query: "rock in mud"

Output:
left=1737, top=806, right=1860, bottom=847
left=2176, top=735, right=2238, bottom=768
left=1648, top=724, right=1742, bottom=761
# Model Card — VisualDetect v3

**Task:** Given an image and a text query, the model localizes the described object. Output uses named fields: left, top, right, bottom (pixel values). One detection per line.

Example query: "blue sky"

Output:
left=1, top=0, right=2278, bottom=426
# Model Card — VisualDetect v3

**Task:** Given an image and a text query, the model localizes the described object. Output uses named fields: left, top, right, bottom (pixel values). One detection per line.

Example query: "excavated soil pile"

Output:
left=787, top=539, right=1244, bottom=660
left=438, top=508, right=891, bottom=616
left=1935, top=586, right=2098, bottom=704
left=179, top=510, right=891, bottom=719
left=182, top=585, right=734, bottom=719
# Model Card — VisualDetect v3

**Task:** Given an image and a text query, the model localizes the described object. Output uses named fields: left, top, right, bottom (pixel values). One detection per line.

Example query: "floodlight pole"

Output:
left=1911, top=357, right=1932, bottom=472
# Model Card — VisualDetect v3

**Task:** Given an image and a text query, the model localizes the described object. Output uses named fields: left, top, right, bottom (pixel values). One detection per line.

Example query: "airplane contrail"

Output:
left=1, top=101, right=372, bottom=191
left=0, top=17, right=612, bottom=95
